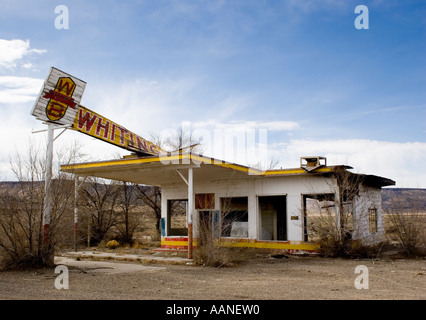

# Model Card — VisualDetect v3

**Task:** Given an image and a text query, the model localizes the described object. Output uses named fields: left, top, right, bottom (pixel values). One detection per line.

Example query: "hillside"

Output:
left=382, top=188, right=426, bottom=212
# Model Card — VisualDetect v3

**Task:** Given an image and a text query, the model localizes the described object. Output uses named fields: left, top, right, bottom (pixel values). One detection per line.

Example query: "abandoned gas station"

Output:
left=61, top=153, right=395, bottom=257
left=32, top=67, right=395, bottom=258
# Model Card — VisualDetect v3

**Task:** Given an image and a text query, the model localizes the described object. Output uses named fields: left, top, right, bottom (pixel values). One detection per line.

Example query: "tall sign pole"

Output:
left=187, top=167, right=194, bottom=259
left=74, top=176, right=79, bottom=252
left=42, top=123, right=54, bottom=252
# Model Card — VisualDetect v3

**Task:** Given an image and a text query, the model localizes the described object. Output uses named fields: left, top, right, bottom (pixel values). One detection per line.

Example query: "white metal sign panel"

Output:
left=31, top=67, right=86, bottom=125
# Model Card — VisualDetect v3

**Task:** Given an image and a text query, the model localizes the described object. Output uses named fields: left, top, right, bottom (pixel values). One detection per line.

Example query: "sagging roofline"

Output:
left=61, top=153, right=395, bottom=187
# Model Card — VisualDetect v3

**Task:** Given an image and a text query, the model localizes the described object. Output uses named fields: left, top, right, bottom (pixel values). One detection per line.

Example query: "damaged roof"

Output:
left=61, top=153, right=395, bottom=187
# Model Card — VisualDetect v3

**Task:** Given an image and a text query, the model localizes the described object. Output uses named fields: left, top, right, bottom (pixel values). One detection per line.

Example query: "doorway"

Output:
left=302, top=194, right=335, bottom=242
left=166, top=199, right=188, bottom=236
left=259, top=195, right=287, bottom=241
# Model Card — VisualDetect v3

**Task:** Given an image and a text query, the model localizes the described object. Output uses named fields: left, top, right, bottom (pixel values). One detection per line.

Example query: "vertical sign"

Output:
left=31, top=67, right=86, bottom=125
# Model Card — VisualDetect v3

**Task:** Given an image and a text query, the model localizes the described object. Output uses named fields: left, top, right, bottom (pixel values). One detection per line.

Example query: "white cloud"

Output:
left=192, top=119, right=299, bottom=132
left=0, top=39, right=46, bottom=70
left=273, top=139, right=426, bottom=188
left=82, top=77, right=200, bottom=136
left=157, top=119, right=299, bottom=169
left=0, top=76, right=43, bottom=103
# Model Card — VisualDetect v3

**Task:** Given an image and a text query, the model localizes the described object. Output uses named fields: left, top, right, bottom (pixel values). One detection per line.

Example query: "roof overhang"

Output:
left=361, top=174, right=396, bottom=188
left=61, top=153, right=341, bottom=186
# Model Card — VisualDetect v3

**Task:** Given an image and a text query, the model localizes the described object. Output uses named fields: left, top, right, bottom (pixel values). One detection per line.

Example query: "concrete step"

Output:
left=58, top=250, right=193, bottom=266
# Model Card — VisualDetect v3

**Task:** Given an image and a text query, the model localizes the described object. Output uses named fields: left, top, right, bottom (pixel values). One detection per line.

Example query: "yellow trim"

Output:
left=161, top=240, right=189, bottom=247
left=161, top=238, right=320, bottom=252
left=61, top=153, right=334, bottom=176
left=219, top=240, right=320, bottom=251
left=161, top=239, right=199, bottom=247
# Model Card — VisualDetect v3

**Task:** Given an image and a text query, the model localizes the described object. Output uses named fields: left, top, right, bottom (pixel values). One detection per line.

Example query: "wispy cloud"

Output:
left=192, top=119, right=299, bottom=132
left=0, top=39, right=46, bottom=70
left=274, top=139, right=426, bottom=188
left=0, top=76, right=43, bottom=103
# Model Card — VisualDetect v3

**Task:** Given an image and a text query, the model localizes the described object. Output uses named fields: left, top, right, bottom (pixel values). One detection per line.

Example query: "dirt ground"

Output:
left=0, top=252, right=424, bottom=301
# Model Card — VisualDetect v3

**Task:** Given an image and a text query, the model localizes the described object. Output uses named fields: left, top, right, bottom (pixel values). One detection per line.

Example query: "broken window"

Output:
left=167, top=199, right=188, bottom=236
left=220, top=197, right=248, bottom=237
left=303, top=193, right=356, bottom=242
left=303, top=194, right=336, bottom=242
left=259, top=195, right=287, bottom=241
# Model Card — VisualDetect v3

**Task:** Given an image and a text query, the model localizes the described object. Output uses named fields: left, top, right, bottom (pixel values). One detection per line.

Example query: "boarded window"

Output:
left=195, top=193, right=215, bottom=210
left=368, top=207, right=378, bottom=233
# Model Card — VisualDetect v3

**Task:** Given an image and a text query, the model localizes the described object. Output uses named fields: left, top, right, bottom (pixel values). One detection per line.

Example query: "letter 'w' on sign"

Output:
left=45, top=77, right=76, bottom=121
left=31, top=67, right=86, bottom=126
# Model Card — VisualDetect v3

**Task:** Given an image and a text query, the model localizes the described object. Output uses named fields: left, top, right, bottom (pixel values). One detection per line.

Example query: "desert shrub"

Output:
left=193, top=211, right=257, bottom=267
left=106, top=240, right=120, bottom=249
left=193, top=217, right=230, bottom=267
left=386, top=211, right=425, bottom=257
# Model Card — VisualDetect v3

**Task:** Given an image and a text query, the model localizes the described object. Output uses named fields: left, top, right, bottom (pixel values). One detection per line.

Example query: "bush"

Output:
left=386, top=212, right=426, bottom=257
left=106, top=240, right=119, bottom=249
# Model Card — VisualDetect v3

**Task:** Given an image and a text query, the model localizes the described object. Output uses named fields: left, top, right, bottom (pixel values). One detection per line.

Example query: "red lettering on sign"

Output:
left=48, top=101, right=66, bottom=118
left=57, top=78, right=76, bottom=96
left=128, top=132, right=136, bottom=148
left=77, top=109, right=97, bottom=132
left=149, top=144, right=159, bottom=154
left=96, top=117, right=110, bottom=139
left=110, top=123, right=116, bottom=141
left=116, top=126, right=128, bottom=145
left=136, top=136, right=148, bottom=152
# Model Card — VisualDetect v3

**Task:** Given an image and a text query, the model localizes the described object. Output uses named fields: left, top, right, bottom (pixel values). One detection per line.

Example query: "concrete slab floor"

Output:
left=54, top=256, right=167, bottom=274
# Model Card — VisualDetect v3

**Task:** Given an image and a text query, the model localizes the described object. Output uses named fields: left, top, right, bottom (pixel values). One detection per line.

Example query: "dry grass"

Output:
left=384, top=212, right=426, bottom=256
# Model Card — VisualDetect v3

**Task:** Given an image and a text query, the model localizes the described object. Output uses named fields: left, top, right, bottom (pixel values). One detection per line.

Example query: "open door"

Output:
left=259, top=196, right=287, bottom=241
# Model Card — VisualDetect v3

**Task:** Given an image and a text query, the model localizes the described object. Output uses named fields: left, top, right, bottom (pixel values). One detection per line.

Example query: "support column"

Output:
left=74, top=176, right=79, bottom=252
left=187, top=167, right=194, bottom=259
left=42, top=123, right=54, bottom=263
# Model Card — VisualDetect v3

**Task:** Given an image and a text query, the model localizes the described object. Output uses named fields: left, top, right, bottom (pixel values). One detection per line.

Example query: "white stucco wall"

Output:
left=352, top=185, right=385, bottom=245
left=161, top=171, right=337, bottom=242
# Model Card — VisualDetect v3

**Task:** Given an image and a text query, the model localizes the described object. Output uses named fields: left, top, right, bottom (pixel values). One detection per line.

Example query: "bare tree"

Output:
left=114, top=182, right=141, bottom=244
left=80, top=177, right=120, bottom=246
left=135, top=185, right=161, bottom=237
left=162, top=124, right=203, bottom=154
left=303, top=168, right=373, bottom=257
left=0, top=140, right=80, bottom=269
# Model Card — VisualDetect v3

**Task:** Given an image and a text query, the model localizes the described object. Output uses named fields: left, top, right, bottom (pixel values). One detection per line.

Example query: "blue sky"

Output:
left=0, top=0, right=425, bottom=187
